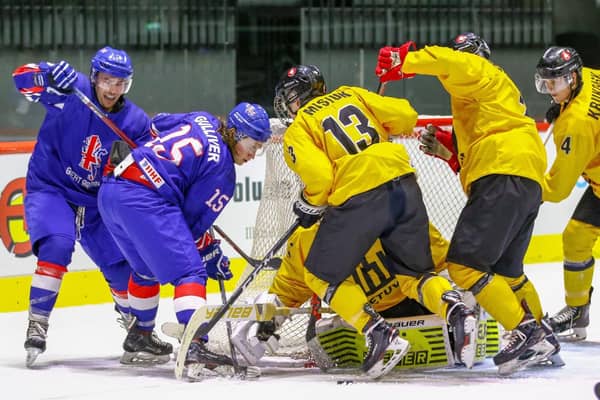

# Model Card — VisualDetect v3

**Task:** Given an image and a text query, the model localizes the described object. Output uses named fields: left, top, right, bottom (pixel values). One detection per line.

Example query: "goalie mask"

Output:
left=450, top=32, right=491, bottom=59
left=90, top=46, right=134, bottom=94
left=227, top=102, right=272, bottom=143
left=534, top=46, right=582, bottom=97
left=274, top=65, right=326, bottom=125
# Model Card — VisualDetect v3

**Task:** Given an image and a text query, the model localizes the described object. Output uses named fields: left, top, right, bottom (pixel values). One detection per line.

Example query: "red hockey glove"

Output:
left=418, top=124, right=460, bottom=174
left=375, top=41, right=417, bottom=83
left=195, top=230, right=216, bottom=251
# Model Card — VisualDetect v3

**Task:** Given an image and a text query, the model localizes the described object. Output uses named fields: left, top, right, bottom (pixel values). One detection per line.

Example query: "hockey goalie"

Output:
left=231, top=222, right=497, bottom=378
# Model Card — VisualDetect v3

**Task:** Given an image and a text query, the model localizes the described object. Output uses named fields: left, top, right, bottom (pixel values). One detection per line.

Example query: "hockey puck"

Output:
left=337, top=380, right=354, bottom=385
left=594, top=381, right=600, bottom=399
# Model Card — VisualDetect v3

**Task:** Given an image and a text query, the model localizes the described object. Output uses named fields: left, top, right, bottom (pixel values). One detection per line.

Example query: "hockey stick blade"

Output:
left=72, top=87, right=137, bottom=148
left=174, top=219, right=301, bottom=380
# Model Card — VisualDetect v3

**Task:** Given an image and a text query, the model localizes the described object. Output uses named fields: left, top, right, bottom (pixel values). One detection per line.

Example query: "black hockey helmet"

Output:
left=450, top=32, right=491, bottom=59
left=274, top=65, right=326, bottom=124
left=536, top=46, right=582, bottom=79
left=535, top=46, right=583, bottom=95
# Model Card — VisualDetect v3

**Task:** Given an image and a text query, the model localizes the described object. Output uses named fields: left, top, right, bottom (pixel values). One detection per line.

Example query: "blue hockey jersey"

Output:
left=13, top=62, right=151, bottom=207
left=130, top=111, right=236, bottom=239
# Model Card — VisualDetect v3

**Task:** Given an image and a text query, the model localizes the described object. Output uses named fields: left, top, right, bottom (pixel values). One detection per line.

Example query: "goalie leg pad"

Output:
left=231, top=321, right=270, bottom=365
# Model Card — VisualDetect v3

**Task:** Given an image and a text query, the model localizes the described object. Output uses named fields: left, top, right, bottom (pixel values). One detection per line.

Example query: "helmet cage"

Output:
left=451, top=33, right=491, bottom=59
left=273, top=65, right=325, bottom=125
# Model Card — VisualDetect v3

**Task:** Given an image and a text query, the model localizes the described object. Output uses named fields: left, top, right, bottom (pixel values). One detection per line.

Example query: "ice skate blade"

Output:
left=25, top=348, right=42, bottom=368
left=497, top=340, right=555, bottom=376
left=120, top=351, right=171, bottom=366
left=556, top=327, right=587, bottom=342
left=529, top=352, right=566, bottom=368
left=186, top=363, right=261, bottom=381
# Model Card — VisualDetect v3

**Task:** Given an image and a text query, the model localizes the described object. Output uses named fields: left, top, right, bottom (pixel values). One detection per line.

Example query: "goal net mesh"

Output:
left=208, top=116, right=466, bottom=358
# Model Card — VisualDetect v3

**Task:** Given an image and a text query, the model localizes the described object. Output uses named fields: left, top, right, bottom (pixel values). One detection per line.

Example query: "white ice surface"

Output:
left=2, top=262, right=599, bottom=400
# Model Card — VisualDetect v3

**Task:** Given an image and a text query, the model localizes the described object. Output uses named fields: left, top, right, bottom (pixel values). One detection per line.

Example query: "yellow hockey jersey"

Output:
left=543, top=67, right=600, bottom=202
left=402, top=45, right=547, bottom=194
left=282, top=85, right=417, bottom=206
left=269, top=222, right=449, bottom=311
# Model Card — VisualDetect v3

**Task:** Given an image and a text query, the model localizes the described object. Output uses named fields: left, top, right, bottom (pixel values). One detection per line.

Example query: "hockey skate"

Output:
left=121, top=324, right=173, bottom=365
left=24, top=317, right=49, bottom=368
left=528, top=315, right=565, bottom=368
left=362, top=304, right=410, bottom=379
left=185, top=339, right=260, bottom=380
left=115, top=305, right=134, bottom=331
left=549, top=301, right=591, bottom=341
left=443, top=290, right=478, bottom=368
left=493, top=309, right=551, bottom=376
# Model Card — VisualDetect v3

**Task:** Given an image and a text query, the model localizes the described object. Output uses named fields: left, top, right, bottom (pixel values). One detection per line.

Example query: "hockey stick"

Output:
left=199, top=219, right=300, bottom=336
left=304, top=293, right=335, bottom=370
left=175, top=219, right=301, bottom=379
left=218, top=278, right=242, bottom=374
left=377, top=81, right=388, bottom=96
left=543, top=122, right=555, bottom=146
left=212, top=224, right=262, bottom=268
left=208, top=225, right=242, bottom=375
left=72, top=87, right=137, bottom=148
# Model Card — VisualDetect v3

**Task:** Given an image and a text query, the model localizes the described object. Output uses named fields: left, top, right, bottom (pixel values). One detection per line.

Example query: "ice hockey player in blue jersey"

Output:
left=98, top=102, right=272, bottom=374
left=12, top=46, right=168, bottom=367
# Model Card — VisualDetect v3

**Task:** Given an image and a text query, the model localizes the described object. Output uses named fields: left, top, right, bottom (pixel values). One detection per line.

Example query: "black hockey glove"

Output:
left=293, top=192, right=326, bottom=228
left=546, top=103, right=561, bottom=123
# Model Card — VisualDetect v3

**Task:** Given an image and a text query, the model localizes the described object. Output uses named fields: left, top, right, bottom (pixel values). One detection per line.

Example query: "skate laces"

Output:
left=116, top=313, right=135, bottom=331
left=552, top=305, right=578, bottom=325
left=27, top=320, right=48, bottom=339
left=504, top=328, right=527, bottom=351
left=149, top=331, right=169, bottom=347
left=504, top=314, right=537, bottom=351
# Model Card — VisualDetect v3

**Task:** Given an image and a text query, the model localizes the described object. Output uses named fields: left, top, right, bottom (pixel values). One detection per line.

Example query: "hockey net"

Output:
left=208, top=116, right=466, bottom=358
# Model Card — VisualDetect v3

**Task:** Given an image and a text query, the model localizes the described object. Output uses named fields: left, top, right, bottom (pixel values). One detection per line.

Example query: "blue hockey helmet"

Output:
left=90, top=46, right=134, bottom=93
left=227, top=102, right=272, bottom=143
left=450, top=32, right=491, bottom=59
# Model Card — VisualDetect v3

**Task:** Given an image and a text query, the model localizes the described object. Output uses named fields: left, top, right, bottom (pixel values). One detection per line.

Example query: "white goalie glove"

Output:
left=231, top=292, right=288, bottom=365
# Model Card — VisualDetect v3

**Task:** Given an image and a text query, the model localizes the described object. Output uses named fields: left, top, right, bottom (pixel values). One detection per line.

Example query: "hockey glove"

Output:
left=418, top=124, right=460, bottom=174
left=50, top=60, right=77, bottom=92
left=293, top=192, right=326, bottom=228
left=375, top=41, right=417, bottom=83
left=196, top=232, right=233, bottom=281
left=545, top=103, right=561, bottom=124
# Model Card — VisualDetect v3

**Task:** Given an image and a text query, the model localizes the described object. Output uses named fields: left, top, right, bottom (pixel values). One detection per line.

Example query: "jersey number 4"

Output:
left=560, top=136, right=572, bottom=155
